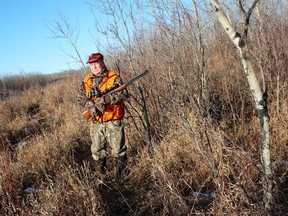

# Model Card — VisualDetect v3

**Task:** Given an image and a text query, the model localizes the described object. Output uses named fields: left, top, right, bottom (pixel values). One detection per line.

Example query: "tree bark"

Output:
left=210, top=0, right=273, bottom=214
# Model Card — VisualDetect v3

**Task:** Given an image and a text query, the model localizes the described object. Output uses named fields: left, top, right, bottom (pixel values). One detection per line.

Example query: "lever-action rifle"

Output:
left=82, top=70, right=149, bottom=120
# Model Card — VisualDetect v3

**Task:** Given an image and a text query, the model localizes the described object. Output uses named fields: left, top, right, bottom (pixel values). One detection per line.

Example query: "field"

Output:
left=1, top=1, right=288, bottom=215
left=0, top=64, right=287, bottom=216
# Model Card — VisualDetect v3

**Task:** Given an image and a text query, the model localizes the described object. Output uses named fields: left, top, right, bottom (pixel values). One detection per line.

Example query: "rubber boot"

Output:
left=116, top=155, right=127, bottom=180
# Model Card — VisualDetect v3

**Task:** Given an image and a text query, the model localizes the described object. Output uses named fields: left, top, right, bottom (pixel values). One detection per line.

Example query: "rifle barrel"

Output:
left=104, top=70, right=149, bottom=96
left=104, top=83, right=128, bottom=96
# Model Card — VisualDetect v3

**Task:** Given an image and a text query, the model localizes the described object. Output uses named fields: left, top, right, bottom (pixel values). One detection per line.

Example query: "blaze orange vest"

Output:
left=84, top=70, right=125, bottom=122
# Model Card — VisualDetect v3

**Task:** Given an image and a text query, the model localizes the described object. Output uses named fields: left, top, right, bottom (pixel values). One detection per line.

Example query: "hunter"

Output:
left=79, top=52, right=128, bottom=179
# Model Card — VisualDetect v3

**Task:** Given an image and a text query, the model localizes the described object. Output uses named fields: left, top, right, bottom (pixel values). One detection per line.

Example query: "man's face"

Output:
left=89, top=59, right=105, bottom=75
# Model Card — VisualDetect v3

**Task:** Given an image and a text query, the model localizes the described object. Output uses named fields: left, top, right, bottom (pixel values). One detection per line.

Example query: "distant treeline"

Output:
left=0, top=70, right=82, bottom=99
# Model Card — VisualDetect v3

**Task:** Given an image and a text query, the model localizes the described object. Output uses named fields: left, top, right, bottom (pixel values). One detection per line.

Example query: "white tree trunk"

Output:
left=210, top=0, right=273, bottom=214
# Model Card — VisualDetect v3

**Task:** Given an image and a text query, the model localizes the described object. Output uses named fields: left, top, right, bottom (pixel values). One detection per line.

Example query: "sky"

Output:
left=0, top=0, right=100, bottom=76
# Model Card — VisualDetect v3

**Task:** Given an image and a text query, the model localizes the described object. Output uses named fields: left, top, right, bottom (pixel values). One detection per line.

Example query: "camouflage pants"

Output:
left=90, top=119, right=126, bottom=161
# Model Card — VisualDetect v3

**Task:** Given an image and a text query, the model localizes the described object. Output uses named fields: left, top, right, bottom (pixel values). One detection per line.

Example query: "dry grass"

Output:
left=0, top=71, right=286, bottom=215
left=1, top=2, right=288, bottom=214
left=0, top=67, right=287, bottom=215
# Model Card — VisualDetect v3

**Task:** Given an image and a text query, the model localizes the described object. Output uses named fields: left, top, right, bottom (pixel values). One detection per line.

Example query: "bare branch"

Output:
left=238, top=0, right=246, bottom=13
left=45, top=11, right=87, bottom=74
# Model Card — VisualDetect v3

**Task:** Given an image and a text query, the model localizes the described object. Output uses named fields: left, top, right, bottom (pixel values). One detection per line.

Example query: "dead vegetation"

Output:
left=1, top=0, right=288, bottom=215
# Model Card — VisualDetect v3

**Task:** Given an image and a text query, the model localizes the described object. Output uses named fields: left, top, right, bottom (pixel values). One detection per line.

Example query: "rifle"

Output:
left=82, top=70, right=149, bottom=120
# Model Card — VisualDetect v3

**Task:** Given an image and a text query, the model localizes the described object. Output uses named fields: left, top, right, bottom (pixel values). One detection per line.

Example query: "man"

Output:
left=79, top=52, right=128, bottom=179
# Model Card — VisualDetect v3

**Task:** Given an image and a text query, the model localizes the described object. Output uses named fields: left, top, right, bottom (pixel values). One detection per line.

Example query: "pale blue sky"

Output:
left=0, top=0, right=101, bottom=76
left=0, top=0, right=198, bottom=77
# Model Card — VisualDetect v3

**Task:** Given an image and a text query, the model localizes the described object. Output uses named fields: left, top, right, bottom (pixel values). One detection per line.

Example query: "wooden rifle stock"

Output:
left=82, top=70, right=149, bottom=120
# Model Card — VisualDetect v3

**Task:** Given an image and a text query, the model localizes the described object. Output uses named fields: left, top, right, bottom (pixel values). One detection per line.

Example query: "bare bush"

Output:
left=1, top=0, right=288, bottom=215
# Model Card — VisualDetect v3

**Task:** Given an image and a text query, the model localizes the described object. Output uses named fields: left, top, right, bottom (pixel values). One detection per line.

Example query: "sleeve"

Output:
left=77, top=81, right=88, bottom=107
left=110, top=76, right=129, bottom=104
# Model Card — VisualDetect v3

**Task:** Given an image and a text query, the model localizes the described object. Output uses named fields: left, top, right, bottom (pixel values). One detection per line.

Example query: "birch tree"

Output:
left=210, top=0, right=273, bottom=214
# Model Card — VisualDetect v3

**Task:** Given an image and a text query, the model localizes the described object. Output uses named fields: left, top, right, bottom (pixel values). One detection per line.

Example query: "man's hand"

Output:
left=94, top=98, right=105, bottom=113
left=88, top=88, right=100, bottom=99
left=84, top=100, right=97, bottom=117
left=103, top=95, right=111, bottom=104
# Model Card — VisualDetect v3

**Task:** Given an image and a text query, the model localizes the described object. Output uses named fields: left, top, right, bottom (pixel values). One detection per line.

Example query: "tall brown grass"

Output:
left=0, top=65, right=287, bottom=215
left=1, top=1, right=288, bottom=215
